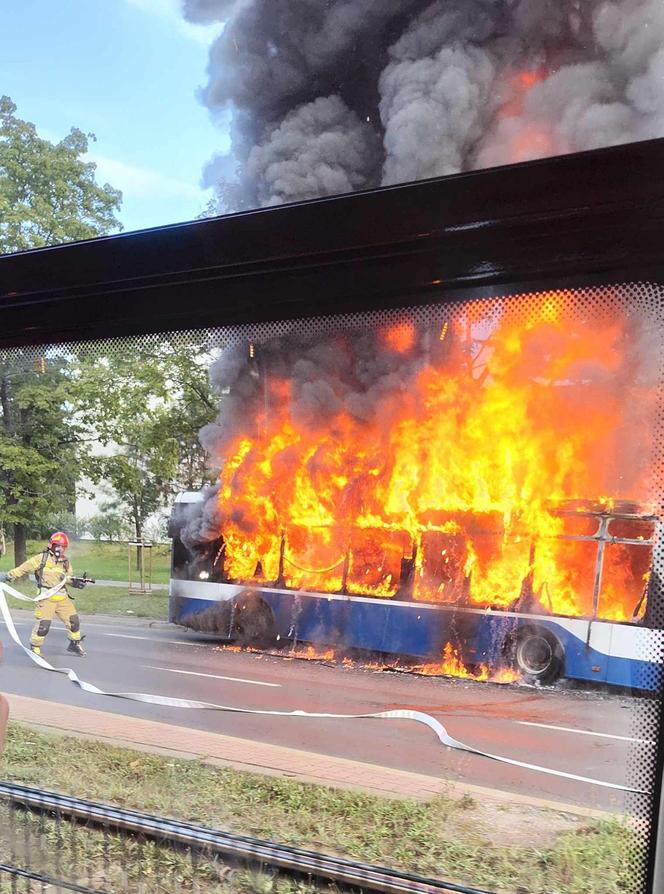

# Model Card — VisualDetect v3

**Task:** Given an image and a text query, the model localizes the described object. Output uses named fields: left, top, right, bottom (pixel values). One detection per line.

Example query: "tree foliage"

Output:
left=0, top=97, right=223, bottom=558
left=0, top=96, right=123, bottom=561
left=0, top=338, right=219, bottom=559
left=75, top=338, right=218, bottom=542
left=0, top=351, right=84, bottom=562
left=83, top=504, right=131, bottom=543
left=0, top=95, right=122, bottom=253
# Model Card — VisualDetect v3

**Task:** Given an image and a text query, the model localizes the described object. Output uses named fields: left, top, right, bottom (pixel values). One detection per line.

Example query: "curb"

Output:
left=4, top=694, right=615, bottom=820
left=5, top=607, right=169, bottom=629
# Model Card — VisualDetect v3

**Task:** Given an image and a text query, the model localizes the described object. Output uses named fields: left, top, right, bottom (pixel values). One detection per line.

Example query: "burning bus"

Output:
left=169, top=280, right=664, bottom=691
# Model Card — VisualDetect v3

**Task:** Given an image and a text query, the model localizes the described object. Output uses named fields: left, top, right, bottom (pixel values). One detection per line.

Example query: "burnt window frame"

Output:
left=2, top=138, right=664, bottom=893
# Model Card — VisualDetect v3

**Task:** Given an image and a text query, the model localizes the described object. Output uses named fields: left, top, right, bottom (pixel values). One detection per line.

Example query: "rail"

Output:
left=0, top=782, right=492, bottom=894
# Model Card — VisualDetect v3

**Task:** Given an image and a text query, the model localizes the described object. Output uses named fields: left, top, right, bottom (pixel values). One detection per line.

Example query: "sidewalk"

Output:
left=5, top=694, right=608, bottom=817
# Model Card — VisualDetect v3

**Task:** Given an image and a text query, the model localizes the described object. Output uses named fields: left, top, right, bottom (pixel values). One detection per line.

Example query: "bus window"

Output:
left=188, top=536, right=226, bottom=583
left=595, top=517, right=655, bottom=622
left=467, top=530, right=533, bottom=610
left=283, top=525, right=345, bottom=592
left=557, top=513, right=599, bottom=538
left=347, top=528, right=411, bottom=598
left=171, top=536, right=191, bottom=578
left=608, top=517, right=656, bottom=541
left=416, top=529, right=469, bottom=603
left=599, top=541, right=653, bottom=622
left=538, top=512, right=601, bottom=618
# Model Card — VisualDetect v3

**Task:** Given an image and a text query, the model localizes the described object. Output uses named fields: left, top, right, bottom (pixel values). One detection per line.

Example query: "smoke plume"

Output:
left=198, top=324, right=432, bottom=462
left=184, top=0, right=664, bottom=212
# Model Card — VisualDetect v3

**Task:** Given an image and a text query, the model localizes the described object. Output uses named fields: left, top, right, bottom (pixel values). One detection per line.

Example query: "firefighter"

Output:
left=0, top=532, right=88, bottom=657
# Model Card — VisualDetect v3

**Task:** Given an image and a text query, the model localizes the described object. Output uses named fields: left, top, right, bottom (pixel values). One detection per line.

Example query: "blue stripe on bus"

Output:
left=171, top=589, right=661, bottom=691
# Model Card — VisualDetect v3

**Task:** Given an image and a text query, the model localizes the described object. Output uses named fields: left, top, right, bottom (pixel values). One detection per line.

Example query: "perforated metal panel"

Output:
left=3, top=280, right=664, bottom=892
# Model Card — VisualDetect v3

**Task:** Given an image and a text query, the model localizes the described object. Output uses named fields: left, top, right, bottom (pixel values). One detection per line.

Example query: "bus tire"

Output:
left=514, top=627, right=563, bottom=685
left=231, top=592, right=277, bottom=649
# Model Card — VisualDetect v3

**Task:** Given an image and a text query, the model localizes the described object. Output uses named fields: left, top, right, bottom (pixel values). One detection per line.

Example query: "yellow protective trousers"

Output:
left=31, top=596, right=81, bottom=647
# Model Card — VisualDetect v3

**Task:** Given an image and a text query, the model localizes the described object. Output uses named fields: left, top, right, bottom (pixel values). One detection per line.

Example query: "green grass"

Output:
left=2, top=581, right=168, bottom=620
left=0, top=723, right=646, bottom=894
left=1, top=539, right=171, bottom=584
left=0, top=800, right=325, bottom=894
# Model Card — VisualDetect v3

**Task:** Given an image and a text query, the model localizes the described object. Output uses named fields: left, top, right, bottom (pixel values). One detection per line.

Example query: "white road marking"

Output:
left=517, top=720, right=651, bottom=743
left=142, top=665, right=281, bottom=688
left=102, top=632, right=207, bottom=647
left=3, top=625, right=226, bottom=650
left=1, top=626, right=211, bottom=651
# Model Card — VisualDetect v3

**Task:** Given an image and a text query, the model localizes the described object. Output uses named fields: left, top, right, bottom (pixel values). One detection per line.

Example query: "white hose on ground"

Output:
left=0, top=582, right=646, bottom=795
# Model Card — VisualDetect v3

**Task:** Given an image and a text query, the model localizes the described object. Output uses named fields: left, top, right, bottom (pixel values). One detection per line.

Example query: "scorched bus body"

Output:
left=169, top=492, right=664, bottom=691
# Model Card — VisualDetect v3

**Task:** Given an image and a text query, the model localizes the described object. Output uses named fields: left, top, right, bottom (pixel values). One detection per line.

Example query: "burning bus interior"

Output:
left=175, top=285, right=663, bottom=633
left=182, top=500, right=657, bottom=622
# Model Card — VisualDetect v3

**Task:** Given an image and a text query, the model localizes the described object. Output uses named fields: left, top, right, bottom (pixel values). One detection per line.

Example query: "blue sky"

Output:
left=1, top=0, right=228, bottom=233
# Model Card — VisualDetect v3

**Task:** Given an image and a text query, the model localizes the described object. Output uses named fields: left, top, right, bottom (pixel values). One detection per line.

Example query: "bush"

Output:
left=81, top=505, right=131, bottom=542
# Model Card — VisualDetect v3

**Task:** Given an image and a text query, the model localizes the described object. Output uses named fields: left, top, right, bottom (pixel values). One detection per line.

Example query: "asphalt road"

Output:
left=0, top=613, right=653, bottom=813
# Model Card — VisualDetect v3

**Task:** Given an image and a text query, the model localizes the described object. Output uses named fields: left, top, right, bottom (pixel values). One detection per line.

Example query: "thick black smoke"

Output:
left=183, top=321, right=446, bottom=546
left=184, top=0, right=664, bottom=211
left=199, top=325, right=436, bottom=458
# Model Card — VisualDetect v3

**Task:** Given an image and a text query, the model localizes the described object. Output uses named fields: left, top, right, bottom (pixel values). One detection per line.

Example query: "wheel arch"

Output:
left=231, top=589, right=278, bottom=647
left=507, top=621, right=566, bottom=683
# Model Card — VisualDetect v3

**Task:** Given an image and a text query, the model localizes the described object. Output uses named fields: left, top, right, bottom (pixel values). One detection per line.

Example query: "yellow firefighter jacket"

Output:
left=7, top=551, right=73, bottom=601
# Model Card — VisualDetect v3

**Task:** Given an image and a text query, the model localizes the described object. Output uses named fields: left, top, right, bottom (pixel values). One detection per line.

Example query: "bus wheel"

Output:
left=514, top=628, right=563, bottom=685
left=231, top=593, right=276, bottom=649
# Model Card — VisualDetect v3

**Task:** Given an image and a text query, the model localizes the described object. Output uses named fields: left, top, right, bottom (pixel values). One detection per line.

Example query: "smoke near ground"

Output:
left=183, top=0, right=664, bottom=212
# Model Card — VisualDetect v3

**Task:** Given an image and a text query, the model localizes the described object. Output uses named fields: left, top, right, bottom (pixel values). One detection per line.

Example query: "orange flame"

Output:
left=491, top=666, right=522, bottom=684
left=213, top=293, right=656, bottom=626
left=498, top=67, right=548, bottom=119
left=489, top=66, right=559, bottom=163
left=297, top=645, right=336, bottom=661
left=217, top=640, right=516, bottom=684
left=416, top=643, right=489, bottom=680
left=383, top=321, right=416, bottom=354
left=415, top=644, right=520, bottom=684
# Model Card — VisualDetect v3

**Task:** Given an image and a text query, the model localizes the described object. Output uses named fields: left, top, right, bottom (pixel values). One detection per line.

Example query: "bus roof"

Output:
left=174, top=492, right=204, bottom=504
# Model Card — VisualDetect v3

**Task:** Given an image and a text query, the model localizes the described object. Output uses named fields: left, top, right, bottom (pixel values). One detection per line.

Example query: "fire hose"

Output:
left=0, top=580, right=647, bottom=795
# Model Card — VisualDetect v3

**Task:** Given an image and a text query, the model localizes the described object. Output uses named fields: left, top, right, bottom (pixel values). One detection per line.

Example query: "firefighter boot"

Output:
left=30, top=644, right=42, bottom=657
left=66, top=636, right=86, bottom=657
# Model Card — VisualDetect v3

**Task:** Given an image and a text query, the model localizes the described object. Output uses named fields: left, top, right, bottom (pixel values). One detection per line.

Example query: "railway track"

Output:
left=0, top=782, right=491, bottom=894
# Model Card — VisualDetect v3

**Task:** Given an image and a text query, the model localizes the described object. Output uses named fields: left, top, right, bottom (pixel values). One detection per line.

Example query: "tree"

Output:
left=148, top=343, right=219, bottom=492
left=103, top=445, right=177, bottom=543
left=0, top=95, right=122, bottom=253
left=0, top=351, right=81, bottom=563
left=75, top=337, right=218, bottom=543
left=83, top=504, right=130, bottom=543
left=143, top=513, right=168, bottom=544
left=0, top=98, right=122, bottom=563
left=35, top=510, right=82, bottom=541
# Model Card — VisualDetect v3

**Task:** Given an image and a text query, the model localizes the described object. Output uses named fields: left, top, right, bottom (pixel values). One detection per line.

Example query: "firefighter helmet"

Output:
left=48, top=532, right=69, bottom=551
